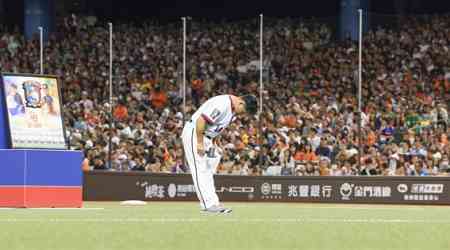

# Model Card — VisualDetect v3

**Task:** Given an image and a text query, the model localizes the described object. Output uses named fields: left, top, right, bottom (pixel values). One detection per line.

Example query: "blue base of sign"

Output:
left=0, top=149, right=83, bottom=207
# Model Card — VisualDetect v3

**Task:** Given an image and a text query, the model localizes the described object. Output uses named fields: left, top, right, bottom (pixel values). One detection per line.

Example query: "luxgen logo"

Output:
left=217, top=187, right=255, bottom=193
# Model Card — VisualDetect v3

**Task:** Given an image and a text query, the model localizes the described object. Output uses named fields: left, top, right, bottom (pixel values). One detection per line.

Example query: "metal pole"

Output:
left=259, top=14, right=263, bottom=115
left=358, top=9, right=362, bottom=116
left=182, top=17, right=186, bottom=125
left=38, top=26, right=43, bottom=74
left=258, top=14, right=263, bottom=173
left=108, top=22, right=113, bottom=169
left=181, top=17, right=187, bottom=170
left=358, top=9, right=363, bottom=170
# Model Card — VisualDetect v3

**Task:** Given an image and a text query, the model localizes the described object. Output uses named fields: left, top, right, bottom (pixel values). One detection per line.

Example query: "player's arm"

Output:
left=196, top=116, right=207, bottom=156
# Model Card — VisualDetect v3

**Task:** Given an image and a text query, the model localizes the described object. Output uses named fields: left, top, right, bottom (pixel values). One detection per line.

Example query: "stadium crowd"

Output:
left=0, top=14, right=448, bottom=176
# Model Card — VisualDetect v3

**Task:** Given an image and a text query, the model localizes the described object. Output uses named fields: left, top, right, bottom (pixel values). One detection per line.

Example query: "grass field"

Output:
left=1, top=202, right=450, bottom=250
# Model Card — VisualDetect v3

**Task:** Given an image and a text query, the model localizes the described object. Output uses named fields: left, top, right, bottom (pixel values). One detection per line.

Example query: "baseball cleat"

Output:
left=202, top=205, right=233, bottom=214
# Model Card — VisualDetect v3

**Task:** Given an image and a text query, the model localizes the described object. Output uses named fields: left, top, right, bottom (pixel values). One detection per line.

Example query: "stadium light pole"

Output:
left=108, top=22, right=113, bottom=169
left=258, top=14, right=264, bottom=171
left=181, top=17, right=187, bottom=170
left=358, top=9, right=363, bottom=169
left=38, top=26, right=43, bottom=74
left=259, top=14, right=263, bottom=115
left=182, top=17, right=186, bottom=126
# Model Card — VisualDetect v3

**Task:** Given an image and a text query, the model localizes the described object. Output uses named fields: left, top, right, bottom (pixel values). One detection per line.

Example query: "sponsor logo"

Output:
left=397, top=184, right=408, bottom=193
left=217, top=187, right=255, bottom=193
left=168, top=183, right=177, bottom=198
left=260, top=183, right=282, bottom=199
left=339, top=183, right=391, bottom=200
left=411, top=184, right=444, bottom=194
left=120, top=176, right=450, bottom=204
left=340, top=183, right=353, bottom=200
left=402, top=183, right=445, bottom=201
left=176, top=184, right=196, bottom=197
left=261, top=182, right=271, bottom=195
left=288, top=185, right=333, bottom=198
left=271, top=184, right=282, bottom=194
left=136, top=181, right=166, bottom=199
left=353, top=186, right=391, bottom=198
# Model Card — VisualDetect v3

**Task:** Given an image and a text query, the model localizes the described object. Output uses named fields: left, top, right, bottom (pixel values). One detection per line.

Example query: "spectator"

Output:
left=150, top=84, right=168, bottom=110
left=113, top=101, right=128, bottom=121
left=0, top=14, right=447, bottom=176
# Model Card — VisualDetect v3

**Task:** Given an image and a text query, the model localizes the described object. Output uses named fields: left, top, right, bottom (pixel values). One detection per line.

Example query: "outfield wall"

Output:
left=83, top=171, right=450, bottom=205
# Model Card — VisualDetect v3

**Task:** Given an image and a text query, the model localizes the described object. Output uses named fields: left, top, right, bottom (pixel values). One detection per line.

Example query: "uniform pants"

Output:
left=181, top=122, right=221, bottom=210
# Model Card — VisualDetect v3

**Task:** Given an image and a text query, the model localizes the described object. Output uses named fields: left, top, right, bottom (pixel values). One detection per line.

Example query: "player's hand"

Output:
left=213, top=138, right=222, bottom=149
left=197, top=143, right=205, bottom=156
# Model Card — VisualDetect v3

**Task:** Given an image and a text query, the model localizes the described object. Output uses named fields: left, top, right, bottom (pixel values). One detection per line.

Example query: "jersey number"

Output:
left=211, top=109, right=221, bottom=120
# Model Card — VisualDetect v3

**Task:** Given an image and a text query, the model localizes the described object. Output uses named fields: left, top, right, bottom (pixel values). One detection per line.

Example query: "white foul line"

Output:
left=229, top=204, right=428, bottom=210
left=0, top=218, right=449, bottom=224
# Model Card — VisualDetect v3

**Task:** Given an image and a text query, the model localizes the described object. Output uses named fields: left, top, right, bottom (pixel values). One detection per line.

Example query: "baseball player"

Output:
left=181, top=94, right=257, bottom=214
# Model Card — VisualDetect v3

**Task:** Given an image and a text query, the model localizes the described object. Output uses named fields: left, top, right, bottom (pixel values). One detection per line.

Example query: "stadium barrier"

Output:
left=84, top=171, right=450, bottom=205
left=0, top=149, right=83, bottom=208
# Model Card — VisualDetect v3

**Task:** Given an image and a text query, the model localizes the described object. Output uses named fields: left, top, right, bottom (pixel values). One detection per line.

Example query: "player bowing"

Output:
left=181, top=94, right=257, bottom=214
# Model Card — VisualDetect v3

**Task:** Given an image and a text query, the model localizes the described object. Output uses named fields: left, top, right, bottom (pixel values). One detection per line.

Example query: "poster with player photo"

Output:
left=0, top=73, right=67, bottom=149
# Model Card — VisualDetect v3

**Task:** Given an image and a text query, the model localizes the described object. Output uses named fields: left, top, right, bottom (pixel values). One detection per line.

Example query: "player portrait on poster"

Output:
left=0, top=73, right=67, bottom=149
left=6, top=83, right=25, bottom=116
left=23, top=80, right=43, bottom=109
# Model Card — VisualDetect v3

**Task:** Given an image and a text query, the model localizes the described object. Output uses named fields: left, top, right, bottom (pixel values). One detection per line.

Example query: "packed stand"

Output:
left=0, top=14, right=448, bottom=176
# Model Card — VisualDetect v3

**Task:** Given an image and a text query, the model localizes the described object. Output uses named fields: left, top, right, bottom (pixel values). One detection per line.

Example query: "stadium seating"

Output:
left=0, top=14, right=448, bottom=176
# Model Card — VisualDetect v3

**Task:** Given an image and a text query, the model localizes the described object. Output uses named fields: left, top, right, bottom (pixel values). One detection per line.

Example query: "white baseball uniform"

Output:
left=181, top=95, right=235, bottom=210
